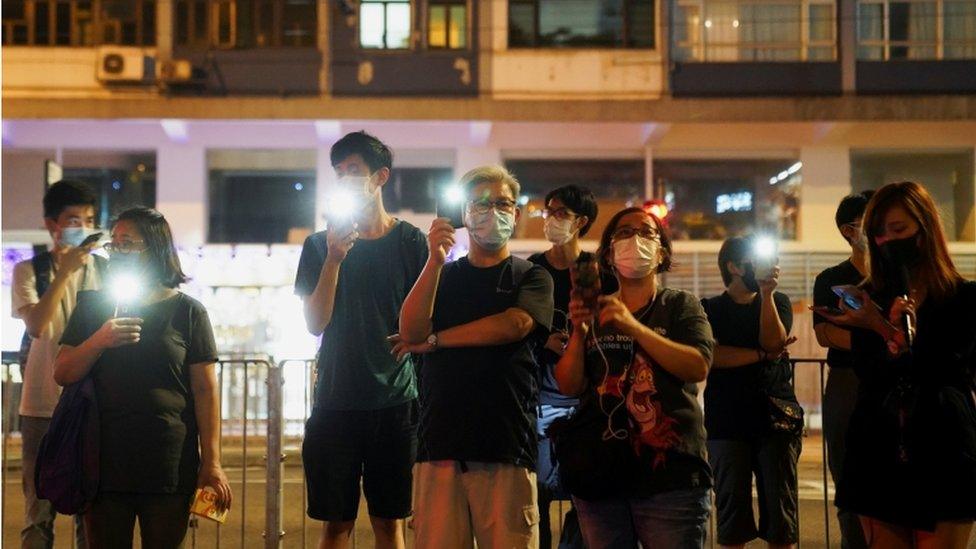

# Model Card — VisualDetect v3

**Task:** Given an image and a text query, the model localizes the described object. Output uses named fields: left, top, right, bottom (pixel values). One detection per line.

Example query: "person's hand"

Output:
left=427, top=218, right=456, bottom=266
left=824, top=287, right=885, bottom=331
left=768, top=335, right=799, bottom=361
left=92, top=317, right=143, bottom=349
left=197, top=462, right=232, bottom=512
left=888, top=290, right=918, bottom=333
left=544, top=332, right=569, bottom=356
left=387, top=333, right=435, bottom=362
left=54, top=243, right=94, bottom=275
left=326, top=224, right=359, bottom=265
left=568, top=295, right=594, bottom=334
left=597, top=296, right=642, bottom=337
left=758, top=265, right=780, bottom=295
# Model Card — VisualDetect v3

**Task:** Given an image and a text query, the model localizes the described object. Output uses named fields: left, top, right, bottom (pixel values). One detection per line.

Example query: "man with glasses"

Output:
left=810, top=191, right=873, bottom=549
left=12, top=180, right=103, bottom=549
left=527, top=185, right=615, bottom=549
left=397, top=165, right=554, bottom=548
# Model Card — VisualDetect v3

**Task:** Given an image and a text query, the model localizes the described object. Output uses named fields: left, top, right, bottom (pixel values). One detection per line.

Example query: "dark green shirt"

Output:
left=294, top=221, right=428, bottom=410
left=60, top=291, right=218, bottom=494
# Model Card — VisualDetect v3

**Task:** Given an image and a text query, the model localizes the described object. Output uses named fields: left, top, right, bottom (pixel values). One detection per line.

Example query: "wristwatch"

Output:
left=426, top=332, right=438, bottom=350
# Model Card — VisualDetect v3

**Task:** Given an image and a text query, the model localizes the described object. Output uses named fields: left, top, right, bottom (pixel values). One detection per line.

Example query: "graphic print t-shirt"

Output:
left=577, top=288, right=714, bottom=496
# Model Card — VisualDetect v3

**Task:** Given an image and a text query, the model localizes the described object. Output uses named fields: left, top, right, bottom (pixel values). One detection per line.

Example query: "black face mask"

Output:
left=879, top=235, right=922, bottom=269
left=741, top=263, right=760, bottom=292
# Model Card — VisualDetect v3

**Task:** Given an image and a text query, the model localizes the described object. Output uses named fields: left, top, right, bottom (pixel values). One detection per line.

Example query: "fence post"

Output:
left=264, top=362, right=284, bottom=549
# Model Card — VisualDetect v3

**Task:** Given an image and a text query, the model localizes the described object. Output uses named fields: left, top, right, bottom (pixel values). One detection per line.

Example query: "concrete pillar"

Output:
left=799, top=146, right=851, bottom=249
left=156, top=144, right=207, bottom=247
left=156, top=0, right=173, bottom=61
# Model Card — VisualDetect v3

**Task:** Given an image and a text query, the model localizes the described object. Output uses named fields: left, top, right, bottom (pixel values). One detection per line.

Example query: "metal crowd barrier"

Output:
left=2, top=354, right=841, bottom=548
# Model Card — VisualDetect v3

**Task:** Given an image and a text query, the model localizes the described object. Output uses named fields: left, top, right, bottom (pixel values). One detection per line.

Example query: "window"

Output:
left=382, top=167, right=454, bottom=213
left=174, top=0, right=317, bottom=48
left=857, top=0, right=976, bottom=60
left=3, top=0, right=156, bottom=46
left=428, top=0, right=466, bottom=49
left=850, top=150, right=975, bottom=241
left=360, top=0, right=411, bottom=49
left=59, top=151, right=157, bottom=229
left=652, top=159, right=801, bottom=240
left=508, top=0, right=655, bottom=48
left=505, top=159, right=646, bottom=240
left=673, top=0, right=835, bottom=62
left=209, top=170, right=316, bottom=243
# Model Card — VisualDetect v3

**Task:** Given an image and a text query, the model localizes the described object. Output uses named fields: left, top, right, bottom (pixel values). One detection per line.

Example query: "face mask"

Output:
left=741, top=263, right=761, bottom=292
left=879, top=235, right=922, bottom=271
left=337, top=174, right=378, bottom=203
left=612, top=235, right=659, bottom=279
left=845, top=224, right=867, bottom=252
left=59, top=227, right=96, bottom=248
left=465, top=209, right=515, bottom=251
left=543, top=217, right=576, bottom=245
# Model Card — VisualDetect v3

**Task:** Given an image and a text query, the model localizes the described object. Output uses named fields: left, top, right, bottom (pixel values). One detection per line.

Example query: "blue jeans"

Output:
left=20, top=415, right=86, bottom=549
left=573, top=487, right=710, bottom=549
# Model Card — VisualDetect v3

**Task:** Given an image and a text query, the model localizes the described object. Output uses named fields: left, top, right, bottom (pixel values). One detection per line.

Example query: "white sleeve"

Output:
left=11, top=260, right=39, bottom=319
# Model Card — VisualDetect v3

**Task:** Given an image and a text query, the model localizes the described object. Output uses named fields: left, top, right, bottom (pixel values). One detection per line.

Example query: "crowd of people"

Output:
left=11, top=131, right=975, bottom=549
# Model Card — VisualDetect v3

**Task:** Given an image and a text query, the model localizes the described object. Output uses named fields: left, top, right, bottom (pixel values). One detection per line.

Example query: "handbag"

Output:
left=547, top=406, right=641, bottom=500
left=35, top=376, right=100, bottom=515
left=766, top=395, right=804, bottom=436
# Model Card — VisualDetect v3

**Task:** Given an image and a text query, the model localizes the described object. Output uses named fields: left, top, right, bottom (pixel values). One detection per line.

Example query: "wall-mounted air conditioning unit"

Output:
left=96, top=46, right=148, bottom=82
left=157, top=59, right=194, bottom=83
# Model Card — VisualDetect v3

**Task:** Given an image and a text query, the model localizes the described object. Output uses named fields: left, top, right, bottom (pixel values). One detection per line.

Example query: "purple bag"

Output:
left=34, top=376, right=100, bottom=514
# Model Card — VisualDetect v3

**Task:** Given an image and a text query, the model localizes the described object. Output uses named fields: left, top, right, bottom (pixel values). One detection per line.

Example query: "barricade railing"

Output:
left=2, top=354, right=840, bottom=548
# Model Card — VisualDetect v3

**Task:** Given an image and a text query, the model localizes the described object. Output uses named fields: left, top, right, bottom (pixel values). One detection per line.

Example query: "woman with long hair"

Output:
left=54, top=207, right=231, bottom=548
left=818, top=181, right=976, bottom=548
left=553, top=207, right=714, bottom=548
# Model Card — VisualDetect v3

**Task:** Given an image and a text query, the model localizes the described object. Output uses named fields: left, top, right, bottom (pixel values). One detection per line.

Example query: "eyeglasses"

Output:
left=542, top=207, right=577, bottom=221
left=468, top=199, right=517, bottom=215
left=104, top=241, right=146, bottom=254
left=611, top=226, right=660, bottom=242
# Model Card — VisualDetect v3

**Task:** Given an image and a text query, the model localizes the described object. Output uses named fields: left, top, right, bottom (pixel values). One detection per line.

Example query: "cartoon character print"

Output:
left=625, top=351, right=680, bottom=469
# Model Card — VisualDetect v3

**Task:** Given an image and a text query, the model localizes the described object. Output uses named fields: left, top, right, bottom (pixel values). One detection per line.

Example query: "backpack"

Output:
left=18, top=250, right=107, bottom=367
left=34, top=374, right=100, bottom=514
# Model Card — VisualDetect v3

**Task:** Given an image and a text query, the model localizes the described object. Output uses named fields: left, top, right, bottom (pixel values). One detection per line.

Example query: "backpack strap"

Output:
left=32, top=250, right=53, bottom=298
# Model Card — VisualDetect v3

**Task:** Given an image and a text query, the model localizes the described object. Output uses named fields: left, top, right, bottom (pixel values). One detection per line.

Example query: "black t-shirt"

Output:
left=294, top=221, right=428, bottom=411
left=527, top=251, right=618, bottom=407
left=60, top=290, right=219, bottom=494
left=577, top=288, right=714, bottom=496
left=702, top=291, right=794, bottom=441
left=813, top=259, right=864, bottom=370
left=418, top=256, right=554, bottom=469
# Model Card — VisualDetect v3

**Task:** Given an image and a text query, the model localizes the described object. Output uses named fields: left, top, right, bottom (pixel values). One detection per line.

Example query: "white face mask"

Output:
left=337, top=174, right=378, bottom=203
left=59, top=226, right=96, bottom=248
left=465, top=209, right=516, bottom=251
left=613, top=235, right=660, bottom=279
left=543, top=217, right=576, bottom=246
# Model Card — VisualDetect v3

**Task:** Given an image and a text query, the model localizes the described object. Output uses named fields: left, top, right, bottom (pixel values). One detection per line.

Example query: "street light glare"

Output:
left=326, top=188, right=359, bottom=220
left=111, top=273, right=142, bottom=304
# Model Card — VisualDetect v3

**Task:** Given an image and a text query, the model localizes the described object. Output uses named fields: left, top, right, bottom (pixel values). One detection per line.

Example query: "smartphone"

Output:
left=832, top=285, right=863, bottom=311
left=79, top=232, right=103, bottom=247
left=571, top=254, right=601, bottom=312
left=436, top=199, right=465, bottom=229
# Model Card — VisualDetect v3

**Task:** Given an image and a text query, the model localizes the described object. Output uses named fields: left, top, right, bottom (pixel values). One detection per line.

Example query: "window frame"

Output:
left=2, top=0, right=157, bottom=46
left=507, top=0, right=658, bottom=49
left=173, top=0, right=317, bottom=49
left=673, top=0, right=837, bottom=62
left=359, top=0, right=413, bottom=50
left=426, top=0, right=469, bottom=50
left=856, top=0, right=975, bottom=61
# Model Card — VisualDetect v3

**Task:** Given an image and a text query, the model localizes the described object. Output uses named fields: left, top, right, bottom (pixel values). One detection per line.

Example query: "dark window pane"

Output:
left=282, top=0, right=316, bottom=47
left=209, top=171, right=317, bottom=243
left=538, top=0, right=622, bottom=47
left=508, top=2, right=536, bottom=46
left=61, top=153, right=158, bottom=229
left=35, top=1, right=50, bottom=44
left=382, top=167, right=452, bottom=213
left=55, top=1, right=71, bottom=44
left=3, top=0, right=26, bottom=20
left=176, top=0, right=189, bottom=44
left=143, top=0, right=156, bottom=45
left=121, top=21, right=136, bottom=43
left=626, top=0, right=653, bottom=47
left=193, top=0, right=207, bottom=42
left=255, top=0, right=274, bottom=46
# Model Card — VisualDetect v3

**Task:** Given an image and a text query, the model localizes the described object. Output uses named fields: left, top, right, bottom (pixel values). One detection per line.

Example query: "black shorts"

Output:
left=302, top=400, right=418, bottom=522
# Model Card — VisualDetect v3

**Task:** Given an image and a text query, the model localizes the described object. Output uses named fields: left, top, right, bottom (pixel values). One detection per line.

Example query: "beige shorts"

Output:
left=413, top=461, right=540, bottom=549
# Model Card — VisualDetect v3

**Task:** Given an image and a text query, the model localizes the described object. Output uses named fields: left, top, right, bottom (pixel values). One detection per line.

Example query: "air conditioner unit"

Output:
left=157, top=59, right=194, bottom=83
left=96, top=46, right=147, bottom=82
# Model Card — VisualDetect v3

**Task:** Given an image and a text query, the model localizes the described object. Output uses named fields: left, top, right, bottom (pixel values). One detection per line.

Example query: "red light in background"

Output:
left=643, top=200, right=669, bottom=223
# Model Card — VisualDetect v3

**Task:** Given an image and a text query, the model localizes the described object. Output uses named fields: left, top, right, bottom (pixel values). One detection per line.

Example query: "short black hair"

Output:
left=113, top=207, right=188, bottom=289
left=43, top=180, right=97, bottom=220
left=835, top=190, right=875, bottom=229
left=330, top=131, right=393, bottom=173
left=597, top=207, right=673, bottom=275
left=718, top=236, right=753, bottom=287
left=544, top=185, right=598, bottom=236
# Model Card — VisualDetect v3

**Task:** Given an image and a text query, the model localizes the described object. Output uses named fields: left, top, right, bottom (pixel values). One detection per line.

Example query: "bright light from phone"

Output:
left=325, top=188, right=358, bottom=220
left=443, top=185, right=465, bottom=205
left=754, top=236, right=776, bottom=259
left=111, top=273, right=142, bottom=305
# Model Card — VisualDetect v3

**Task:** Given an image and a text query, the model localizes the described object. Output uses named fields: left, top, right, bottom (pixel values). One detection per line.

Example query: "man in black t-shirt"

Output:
left=294, top=132, right=427, bottom=549
left=528, top=184, right=614, bottom=549
left=702, top=236, right=801, bottom=548
left=811, top=192, right=873, bottom=549
left=397, top=165, right=554, bottom=548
